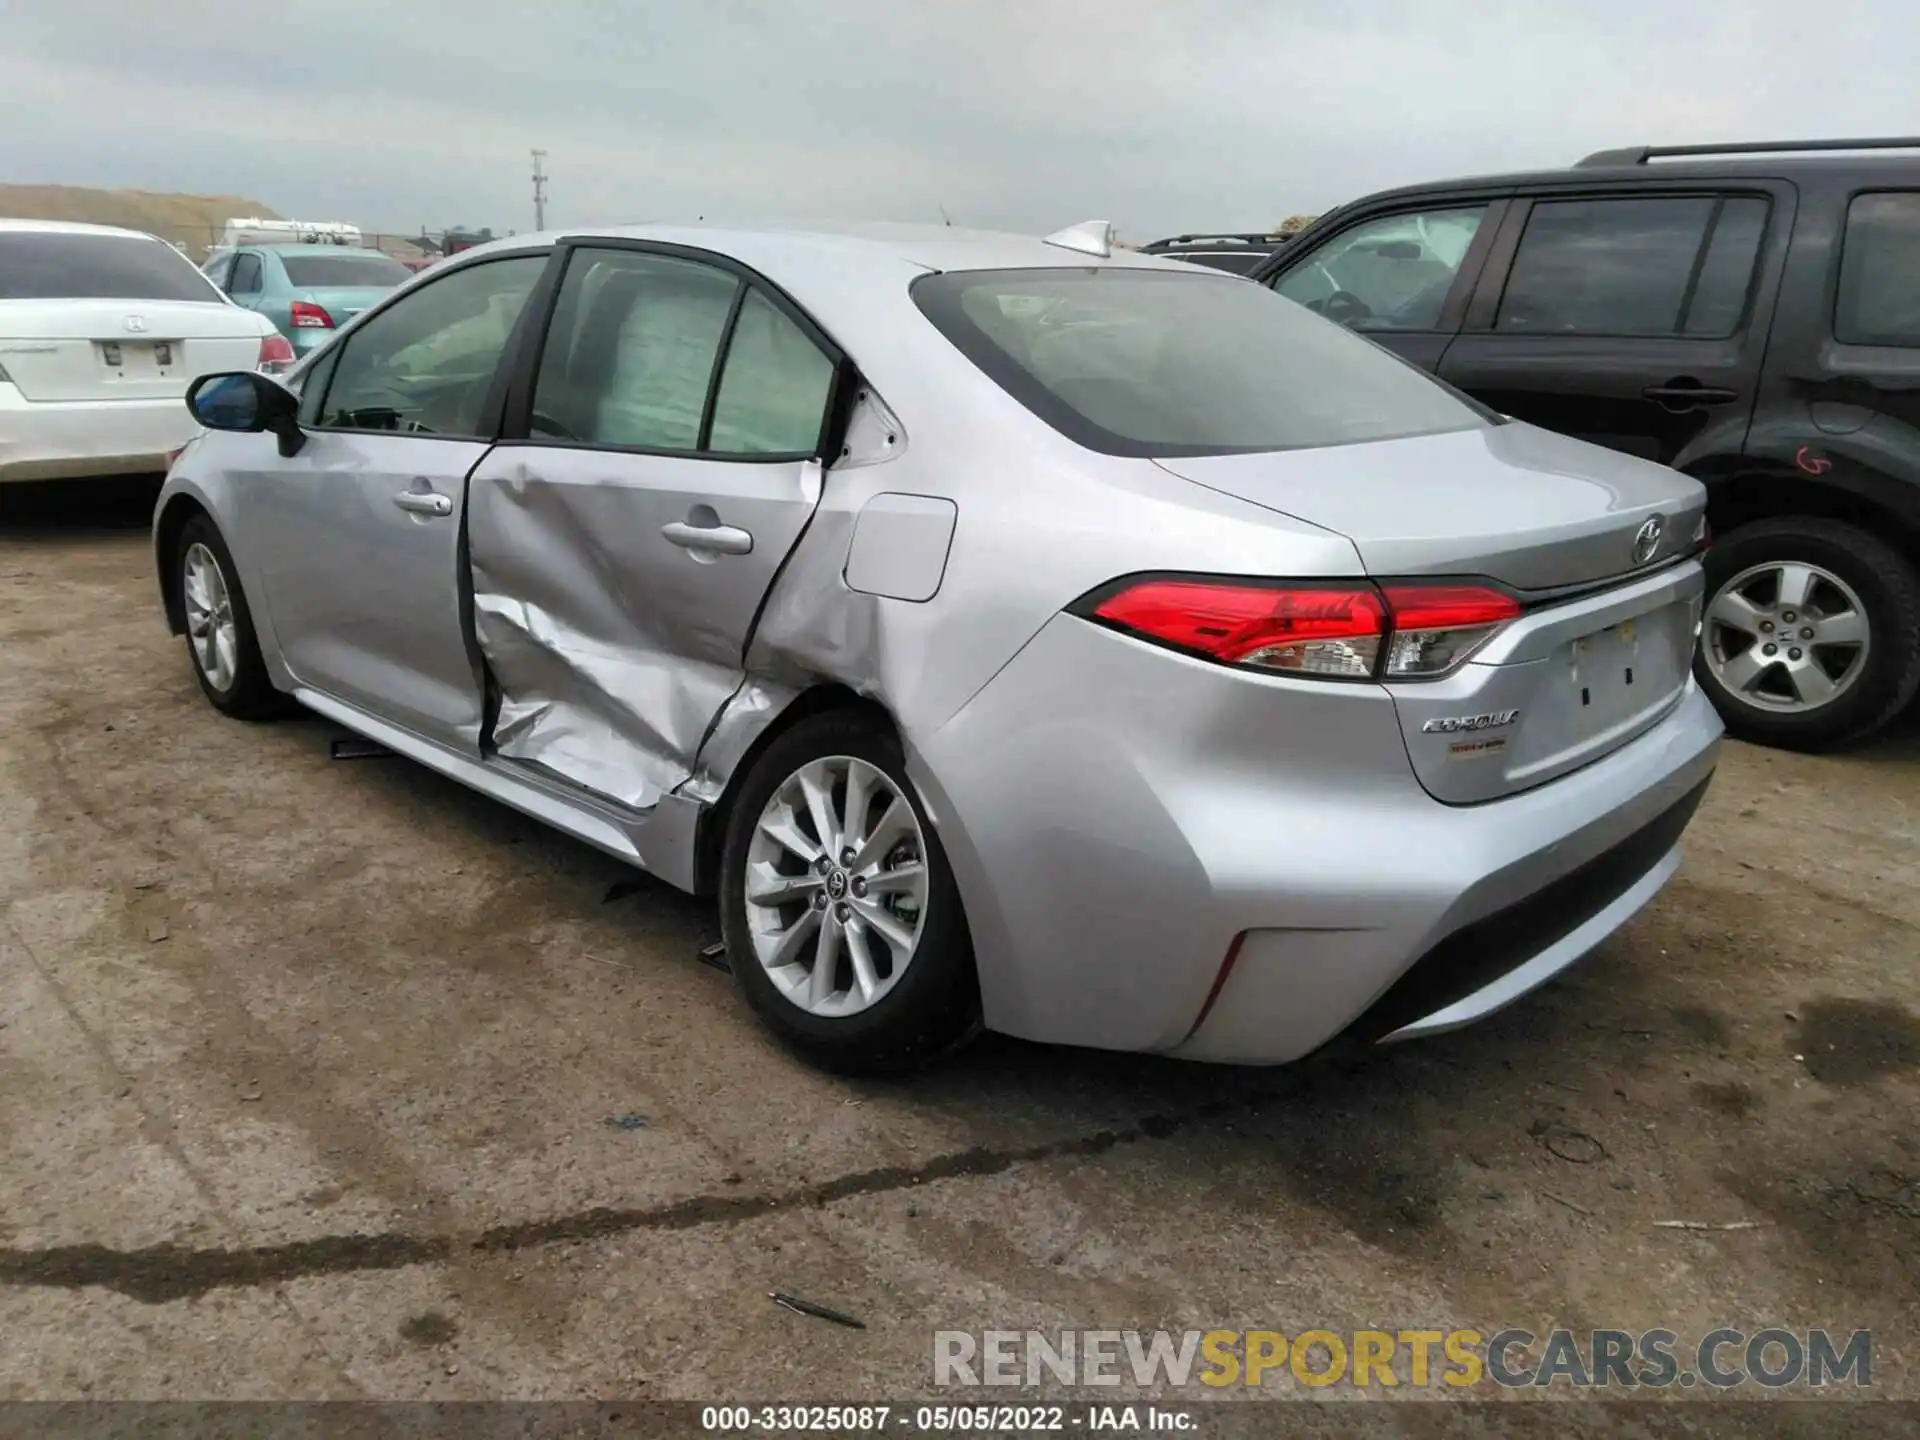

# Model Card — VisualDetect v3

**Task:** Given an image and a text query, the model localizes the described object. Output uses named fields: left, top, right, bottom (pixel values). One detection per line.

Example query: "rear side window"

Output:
left=1497, top=196, right=1768, bottom=338
left=531, top=247, right=838, bottom=457
left=1835, top=192, right=1920, bottom=347
left=913, top=266, right=1489, bottom=459
left=282, top=253, right=412, bottom=288
left=0, top=232, right=218, bottom=302
left=229, top=253, right=263, bottom=295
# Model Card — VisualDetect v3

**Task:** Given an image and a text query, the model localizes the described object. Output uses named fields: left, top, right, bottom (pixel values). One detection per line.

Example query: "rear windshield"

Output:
left=0, top=232, right=218, bottom=302
left=281, top=253, right=412, bottom=288
left=912, top=267, right=1488, bottom=457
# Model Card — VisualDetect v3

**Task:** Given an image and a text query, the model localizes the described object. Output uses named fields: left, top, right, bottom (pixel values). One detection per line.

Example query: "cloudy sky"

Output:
left=1, top=1, right=1911, bottom=241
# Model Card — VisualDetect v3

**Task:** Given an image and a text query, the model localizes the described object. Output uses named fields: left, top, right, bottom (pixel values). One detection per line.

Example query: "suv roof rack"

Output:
left=1149, top=232, right=1284, bottom=245
left=1577, top=137, right=1920, bottom=168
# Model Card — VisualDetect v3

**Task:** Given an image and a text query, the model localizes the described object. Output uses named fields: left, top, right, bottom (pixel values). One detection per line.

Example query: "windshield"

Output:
left=913, top=266, right=1488, bottom=458
left=281, top=253, right=412, bottom=288
left=0, top=232, right=219, bottom=302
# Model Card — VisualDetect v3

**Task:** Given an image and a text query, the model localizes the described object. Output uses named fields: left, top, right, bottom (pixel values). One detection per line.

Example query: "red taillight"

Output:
left=1081, top=577, right=1521, bottom=681
left=256, top=334, right=296, bottom=375
left=288, top=300, right=334, bottom=329
left=1378, top=584, right=1520, bottom=678
left=1092, top=579, right=1385, bottom=678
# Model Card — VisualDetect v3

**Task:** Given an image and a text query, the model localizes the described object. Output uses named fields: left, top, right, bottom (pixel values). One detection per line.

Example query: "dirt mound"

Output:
left=0, top=184, right=281, bottom=257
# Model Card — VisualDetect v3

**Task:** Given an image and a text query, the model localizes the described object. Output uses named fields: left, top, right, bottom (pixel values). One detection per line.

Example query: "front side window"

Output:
left=1273, top=206, right=1487, bottom=331
left=0, top=232, right=221, bottom=302
left=1497, top=195, right=1768, bottom=338
left=314, top=254, right=546, bottom=436
left=530, top=248, right=837, bottom=456
left=914, top=266, right=1489, bottom=459
left=1835, top=192, right=1920, bottom=347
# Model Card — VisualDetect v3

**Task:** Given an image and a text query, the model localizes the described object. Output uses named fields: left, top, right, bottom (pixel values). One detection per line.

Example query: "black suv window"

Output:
left=1835, top=192, right=1920, bottom=347
left=1497, top=196, right=1768, bottom=338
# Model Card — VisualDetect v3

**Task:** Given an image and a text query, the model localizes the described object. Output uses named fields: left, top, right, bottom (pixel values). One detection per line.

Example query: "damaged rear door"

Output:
left=467, top=242, right=844, bottom=811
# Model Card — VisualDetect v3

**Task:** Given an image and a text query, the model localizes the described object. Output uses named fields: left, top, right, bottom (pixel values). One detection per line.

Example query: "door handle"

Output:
left=1642, top=383, right=1739, bottom=408
left=393, top=490, right=453, bottom=517
left=662, top=520, right=753, bottom=555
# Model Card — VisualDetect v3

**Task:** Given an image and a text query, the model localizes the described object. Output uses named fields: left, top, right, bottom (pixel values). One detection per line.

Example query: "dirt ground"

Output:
left=2, top=478, right=1917, bottom=1424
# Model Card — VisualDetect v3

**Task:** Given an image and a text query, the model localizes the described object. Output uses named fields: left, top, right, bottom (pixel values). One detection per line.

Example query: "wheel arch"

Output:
left=1697, top=465, right=1920, bottom=559
left=691, top=682, right=898, bottom=896
left=154, top=492, right=213, bottom=635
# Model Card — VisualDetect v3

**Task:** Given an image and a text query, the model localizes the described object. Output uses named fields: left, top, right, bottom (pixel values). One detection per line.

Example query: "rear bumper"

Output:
left=913, top=614, right=1721, bottom=1065
left=0, top=387, right=199, bottom=482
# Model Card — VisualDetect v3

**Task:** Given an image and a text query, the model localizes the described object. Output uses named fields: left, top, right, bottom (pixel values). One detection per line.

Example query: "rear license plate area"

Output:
left=97, top=341, right=179, bottom=377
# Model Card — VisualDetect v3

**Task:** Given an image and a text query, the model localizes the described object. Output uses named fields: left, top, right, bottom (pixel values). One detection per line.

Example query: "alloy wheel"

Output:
left=182, top=542, right=239, bottom=693
left=743, top=755, right=930, bottom=1018
left=1703, top=560, right=1870, bottom=713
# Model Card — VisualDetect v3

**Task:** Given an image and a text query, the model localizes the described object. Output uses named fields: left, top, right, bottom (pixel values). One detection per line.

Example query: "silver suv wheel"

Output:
left=744, top=754, right=930, bottom=1018
left=1703, top=560, right=1870, bottom=714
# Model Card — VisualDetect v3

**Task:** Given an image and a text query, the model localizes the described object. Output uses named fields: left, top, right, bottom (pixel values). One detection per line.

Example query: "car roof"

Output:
left=451, top=220, right=1196, bottom=274
left=251, top=243, right=402, bottom=258
left=0, top=218, right=160, bottom=241
left=1342, top=150, right=1920, bottom=206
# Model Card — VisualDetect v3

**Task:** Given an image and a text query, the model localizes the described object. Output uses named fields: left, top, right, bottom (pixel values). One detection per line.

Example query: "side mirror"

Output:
left=185, top=371, right=307, bottom=457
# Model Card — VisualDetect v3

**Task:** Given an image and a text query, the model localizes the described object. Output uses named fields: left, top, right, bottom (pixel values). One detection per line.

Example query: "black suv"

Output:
left=1250, top=138, right=1920, bottom=750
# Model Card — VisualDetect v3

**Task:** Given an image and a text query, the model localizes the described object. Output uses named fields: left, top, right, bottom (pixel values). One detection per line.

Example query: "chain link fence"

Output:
left=151, top=226, right=509, bottom=266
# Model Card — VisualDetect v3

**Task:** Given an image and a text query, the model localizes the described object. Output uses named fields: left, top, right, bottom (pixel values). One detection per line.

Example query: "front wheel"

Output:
left=1696, top=516, right=1920, bottom=750
left=719, top=712, right=980, bottom=1073
left=175, top=515, right=282, bottom=719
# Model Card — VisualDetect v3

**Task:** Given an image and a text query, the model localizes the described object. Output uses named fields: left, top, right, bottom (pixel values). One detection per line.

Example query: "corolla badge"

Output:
left=1421, top=710, right=1520, bottom=735
left=1632, top=515, right=1664, bottom=566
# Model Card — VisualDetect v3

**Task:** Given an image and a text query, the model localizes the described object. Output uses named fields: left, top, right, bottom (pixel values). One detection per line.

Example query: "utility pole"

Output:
left=531, top=149, right=549, bottom=231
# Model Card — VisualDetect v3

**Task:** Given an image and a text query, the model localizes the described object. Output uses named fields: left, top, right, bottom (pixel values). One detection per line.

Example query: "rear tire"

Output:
left=719, top=711, right=981, bottom=1074
left=1696, top=516, right=1920, bottom=750
left=175, top=515, right=283, bottom=720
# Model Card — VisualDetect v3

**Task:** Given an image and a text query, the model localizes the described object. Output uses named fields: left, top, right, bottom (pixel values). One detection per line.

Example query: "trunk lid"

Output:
left=1154, top=420, right=1705, bottom=592
left=0, top=299, right=266, bottom=402
left=1155, top=421, right=1709, bottom=803
left=295, top=286, right=397, bottom=327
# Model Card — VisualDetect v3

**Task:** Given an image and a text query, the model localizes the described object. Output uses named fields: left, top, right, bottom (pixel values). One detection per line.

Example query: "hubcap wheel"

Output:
left=744, top=755, right=930, bottom=1018
left=182, top=542, right=239, bottom=693
left=1703, top=560, right=1870, bottom=713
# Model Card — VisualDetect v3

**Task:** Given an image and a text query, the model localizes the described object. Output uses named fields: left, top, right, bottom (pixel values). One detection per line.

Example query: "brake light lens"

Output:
left=1091, top=580, right=1385, bottom=678
left=257, top=334, right=296, bottom=375
left=1379, top=584, right=1521, bottom=677
left=1081, top=577, right=1521, bottom=681
left=288, top=300, right=334, bottom=329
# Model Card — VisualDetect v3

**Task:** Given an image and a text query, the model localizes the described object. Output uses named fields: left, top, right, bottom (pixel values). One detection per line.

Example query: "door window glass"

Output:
left=314, top=254, right=546, bottom=436
left=1498, top=196, right=1766, bottom=337
left=1273, top=206, right=1486, bottom=331
left=229, top=253, right=263, bottom=295
left=531, top=249, right=739, bottom=448
left=707, top=287, right=837, bottom=455
left=1835, top=192, right=1920, bottom=347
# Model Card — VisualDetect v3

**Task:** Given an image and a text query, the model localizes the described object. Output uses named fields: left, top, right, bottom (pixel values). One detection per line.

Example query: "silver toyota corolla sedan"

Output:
left=154, top=220, right=1721, bottom=1072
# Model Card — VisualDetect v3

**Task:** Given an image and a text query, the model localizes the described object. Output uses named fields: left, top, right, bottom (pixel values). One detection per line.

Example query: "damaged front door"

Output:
left=467, top=244, right=843, bottom=811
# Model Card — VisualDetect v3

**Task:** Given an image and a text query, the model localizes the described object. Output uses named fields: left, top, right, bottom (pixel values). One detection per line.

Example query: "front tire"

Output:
left=719, top=711, right=980, bottom=1073
left=1696, top=516, right=1920, bottom=750
left=175, top=515, right=282, bottom=720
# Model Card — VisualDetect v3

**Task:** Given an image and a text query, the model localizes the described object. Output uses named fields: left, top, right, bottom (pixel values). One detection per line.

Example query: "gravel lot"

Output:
left=3, top=478, right=1917, bottom=1423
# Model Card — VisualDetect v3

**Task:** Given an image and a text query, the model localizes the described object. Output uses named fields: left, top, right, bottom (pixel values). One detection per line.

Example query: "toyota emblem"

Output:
left=124, top=315, right=148, bottom=333
left=1632, top=516, right=1664, bottom=566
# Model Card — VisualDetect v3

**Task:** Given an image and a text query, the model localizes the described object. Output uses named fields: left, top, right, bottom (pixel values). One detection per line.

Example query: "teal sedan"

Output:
left=202, top=244, right=412, bottom=356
